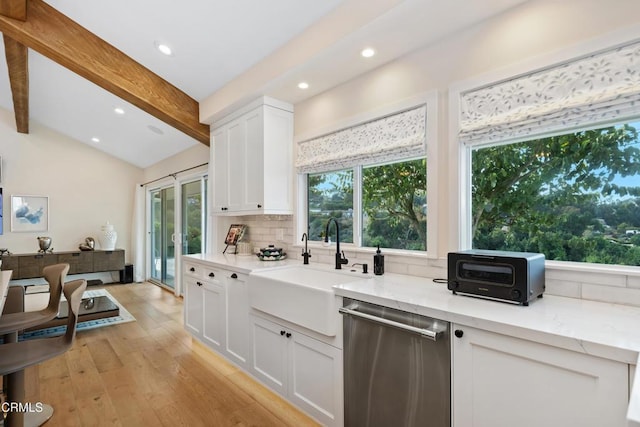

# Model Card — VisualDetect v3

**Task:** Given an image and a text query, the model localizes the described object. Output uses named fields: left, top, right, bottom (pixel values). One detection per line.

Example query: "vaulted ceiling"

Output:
left=0, top=0, right=528, bottom=168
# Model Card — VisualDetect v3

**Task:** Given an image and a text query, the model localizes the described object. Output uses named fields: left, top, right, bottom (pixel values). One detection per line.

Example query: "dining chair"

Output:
left=0, top=263, right=69, bottom=336
left=0, top=278, right=87, bottom=427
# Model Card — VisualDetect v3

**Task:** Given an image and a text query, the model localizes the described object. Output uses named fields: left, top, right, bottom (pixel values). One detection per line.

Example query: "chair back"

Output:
left=42, top=263, right=70, bottom=314
left=61, top=279, right=87, bottom=345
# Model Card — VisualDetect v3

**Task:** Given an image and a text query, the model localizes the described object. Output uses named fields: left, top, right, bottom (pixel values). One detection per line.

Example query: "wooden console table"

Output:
left=0, top=249, right=125, bottom=279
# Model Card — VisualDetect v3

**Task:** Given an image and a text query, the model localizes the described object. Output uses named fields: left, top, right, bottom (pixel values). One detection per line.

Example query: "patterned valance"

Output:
left=296, top=105, right=426, bottom=174
left=459, top=40, right=640, bottom=145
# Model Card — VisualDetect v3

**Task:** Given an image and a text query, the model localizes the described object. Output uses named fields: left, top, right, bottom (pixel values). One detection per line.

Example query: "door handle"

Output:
left=339, top=305, right=441, bottom=341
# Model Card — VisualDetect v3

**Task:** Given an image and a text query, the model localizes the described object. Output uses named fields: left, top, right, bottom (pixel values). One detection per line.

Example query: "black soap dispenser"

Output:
left=373, top=245, right=384, bottom=276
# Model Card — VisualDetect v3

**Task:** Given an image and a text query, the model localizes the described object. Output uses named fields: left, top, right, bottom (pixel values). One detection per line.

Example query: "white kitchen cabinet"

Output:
left=183, top=261, right=226, bottom=352
left=184, top=276, right=203, bottom=337
left=211, top=97, right=293, bottom=215
left=452, top=325, right=629, bottom=427
left=224, top=271, right=251, bottom=369
left=251, top=314, right=343, bottom=427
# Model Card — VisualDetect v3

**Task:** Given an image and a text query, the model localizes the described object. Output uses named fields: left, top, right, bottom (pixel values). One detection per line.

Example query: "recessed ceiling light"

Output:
left=154, top=41, right=173, bottom=56
left=298, top=82, right=309, bottom=90
left=114, top=107, right=125, bottom=115
left=91, top=137, right=100, bottom=143
left=361, top=48, right=376, bottom=58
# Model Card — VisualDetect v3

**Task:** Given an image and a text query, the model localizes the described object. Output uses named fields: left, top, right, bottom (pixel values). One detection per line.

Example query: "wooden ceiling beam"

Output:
left=0, top=0, right=210, bottom=145
left=3, top=34, right=28, bottom=133
left=0, top=0, right=26, bottom=21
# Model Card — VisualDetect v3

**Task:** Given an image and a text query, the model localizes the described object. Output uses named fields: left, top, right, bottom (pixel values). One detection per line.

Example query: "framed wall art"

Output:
left=11, top=195, right=49, bottom=232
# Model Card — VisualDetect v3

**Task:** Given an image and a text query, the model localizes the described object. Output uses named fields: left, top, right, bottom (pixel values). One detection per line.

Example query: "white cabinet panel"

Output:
left=225, top=272, right=250, bottom=369
left=290, top=331, right=343, bottom=425
left=453, top=325, right=628, bottom=427
left=202, top=281, right=225, bottom=351
left=184, top=277, right=203, bottom=336
left=251, top=315, right=288, bottom=395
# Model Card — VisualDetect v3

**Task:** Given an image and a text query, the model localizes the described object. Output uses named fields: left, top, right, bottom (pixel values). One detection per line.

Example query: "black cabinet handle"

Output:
left=257, top=204, right=262, bottom=208
left=196, top=281, right=203, bottom=287
left=221, top=207, right=228, bottom=211
left=230, top=273, right=238, bottom=279
left=280, top=330, right=286, bottom=336
left=190, top=267, right=195, bottom=272
left=286, top=332, right=292, bottom=338
left=209, top=272, right=215, bottom=278
left=454, top=329, right=464, bottom=338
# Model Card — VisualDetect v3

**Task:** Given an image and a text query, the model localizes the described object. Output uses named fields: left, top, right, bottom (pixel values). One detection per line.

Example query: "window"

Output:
left=307, top=158, right=427, bottom=251
left=471, top=122, right=640, bottom=266
left=308, top=170, right=354, bottom=243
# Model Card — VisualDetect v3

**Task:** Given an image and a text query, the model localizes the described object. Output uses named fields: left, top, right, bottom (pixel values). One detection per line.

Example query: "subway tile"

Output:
left=582, top=284, right=640, bottom=307
left=544, top=279, right=582, bottom=299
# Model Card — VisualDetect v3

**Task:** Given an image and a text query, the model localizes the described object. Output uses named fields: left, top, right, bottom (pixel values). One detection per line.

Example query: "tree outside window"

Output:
left=307, top=158, right=427, bottom=251
left=472, top=123, right=640, bottom=266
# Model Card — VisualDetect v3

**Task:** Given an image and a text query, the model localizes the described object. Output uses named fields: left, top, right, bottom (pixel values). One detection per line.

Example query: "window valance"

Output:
left=459, top=40, right=640, bottom=145
left=296, top=105, right=426, bottom=174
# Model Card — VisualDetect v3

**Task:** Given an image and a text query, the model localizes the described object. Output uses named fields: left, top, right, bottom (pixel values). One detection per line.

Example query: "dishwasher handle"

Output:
left=339, top=305, right=441, bottom=341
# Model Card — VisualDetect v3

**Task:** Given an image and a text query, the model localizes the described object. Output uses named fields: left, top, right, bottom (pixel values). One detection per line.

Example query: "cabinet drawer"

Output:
left=184, top=262, right=204, bottom=279
left=93, top=250, right=124, bottom=272
left=58, top=252, right=94, bottom=274
left=0, top=256, right=19, bottom=274
left=18, top=254, right=58, bottom=279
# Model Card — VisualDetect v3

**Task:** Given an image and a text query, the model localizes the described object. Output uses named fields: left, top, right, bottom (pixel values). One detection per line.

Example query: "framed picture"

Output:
left=11, top=195, right=49, bottom=232
left=224, top=224, right=246, bottom=246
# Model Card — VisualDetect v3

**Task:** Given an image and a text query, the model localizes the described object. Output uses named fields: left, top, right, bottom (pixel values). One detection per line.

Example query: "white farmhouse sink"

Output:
left=248, top=266, right=369, bottom=336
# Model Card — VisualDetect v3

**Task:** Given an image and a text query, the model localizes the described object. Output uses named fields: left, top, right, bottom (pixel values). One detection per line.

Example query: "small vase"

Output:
left=100, top=221, right=118, bottom=250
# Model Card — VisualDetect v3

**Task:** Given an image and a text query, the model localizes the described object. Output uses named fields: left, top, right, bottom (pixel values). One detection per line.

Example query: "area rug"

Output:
left=20, top=289, right=136, bottom=340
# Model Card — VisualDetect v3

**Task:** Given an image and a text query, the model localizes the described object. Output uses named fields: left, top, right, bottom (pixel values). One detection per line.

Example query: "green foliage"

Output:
left=473, top=124, right=640, bottom=266
left=362, top=159, right=426, bottom=250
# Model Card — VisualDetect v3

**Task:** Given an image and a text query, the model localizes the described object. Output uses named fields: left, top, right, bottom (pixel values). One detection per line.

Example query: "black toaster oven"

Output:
left=447, top=250, right=545, bottom=306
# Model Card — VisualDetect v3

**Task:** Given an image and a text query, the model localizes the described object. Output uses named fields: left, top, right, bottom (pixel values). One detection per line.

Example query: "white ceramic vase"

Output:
left=100, top=221, right=118, bottom=250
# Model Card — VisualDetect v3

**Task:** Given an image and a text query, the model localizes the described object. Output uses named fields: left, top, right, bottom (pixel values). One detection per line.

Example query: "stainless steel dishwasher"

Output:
left=340, top=298, right=450, bottom=427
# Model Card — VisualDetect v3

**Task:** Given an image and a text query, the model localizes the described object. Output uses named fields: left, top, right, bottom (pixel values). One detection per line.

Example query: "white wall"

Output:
left=142, top=143, right=209, bottom=184
left=0, top=108, right=142, bottom=259
left=294, top=0, right=640, bottom=258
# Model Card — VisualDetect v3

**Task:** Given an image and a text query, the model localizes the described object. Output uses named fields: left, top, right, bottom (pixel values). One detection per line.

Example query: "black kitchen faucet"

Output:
left=325, top=218, right=348, bottom=269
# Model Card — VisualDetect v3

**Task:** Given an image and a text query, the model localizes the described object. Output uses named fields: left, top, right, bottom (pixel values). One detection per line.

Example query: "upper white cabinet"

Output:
left=211, top=97, right=293, bottom=215
left=452, top=324, right=629, bottom=427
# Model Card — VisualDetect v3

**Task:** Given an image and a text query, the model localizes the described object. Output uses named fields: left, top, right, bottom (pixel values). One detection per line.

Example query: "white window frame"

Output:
left=295, top=91, right=439, bottom=258
left=449, top=26, right=640, bottom=272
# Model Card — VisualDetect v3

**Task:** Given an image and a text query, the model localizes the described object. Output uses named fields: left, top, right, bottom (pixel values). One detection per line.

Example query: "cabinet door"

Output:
left=289, top=331, right=343, bottom=427
left=202, top=281, right=225, bottom=351
left=251, top=315, right=288, bottom=396
left=243, top=107, right=264, bottom=211
left=226, top=118, right=247, bottom=212
left=212, top=126, right=230, bottom=213
left=184, top=278, right=203, bottom=336
left=225, top=272, right=250, bottom=368
left=452, top=325, right=628, bottom=427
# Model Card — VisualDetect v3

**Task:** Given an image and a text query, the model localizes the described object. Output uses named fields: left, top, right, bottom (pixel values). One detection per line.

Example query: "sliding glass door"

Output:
left=181, top=179, right=207, bottom=256
left=148, top=175, right=207, bottom=295
left=150, top=186, right=176, bottom=289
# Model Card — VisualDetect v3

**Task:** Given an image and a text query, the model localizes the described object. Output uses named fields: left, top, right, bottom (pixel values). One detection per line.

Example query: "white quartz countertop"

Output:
left=183, top=253, right=298, bottom=274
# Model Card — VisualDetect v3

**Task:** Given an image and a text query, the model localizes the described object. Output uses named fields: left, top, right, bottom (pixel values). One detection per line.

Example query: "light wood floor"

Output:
left=19, top=282, right=319, bottom=427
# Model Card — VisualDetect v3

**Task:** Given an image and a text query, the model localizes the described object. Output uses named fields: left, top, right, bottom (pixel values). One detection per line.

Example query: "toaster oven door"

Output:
left=456, top=261, right=515, bottom=287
